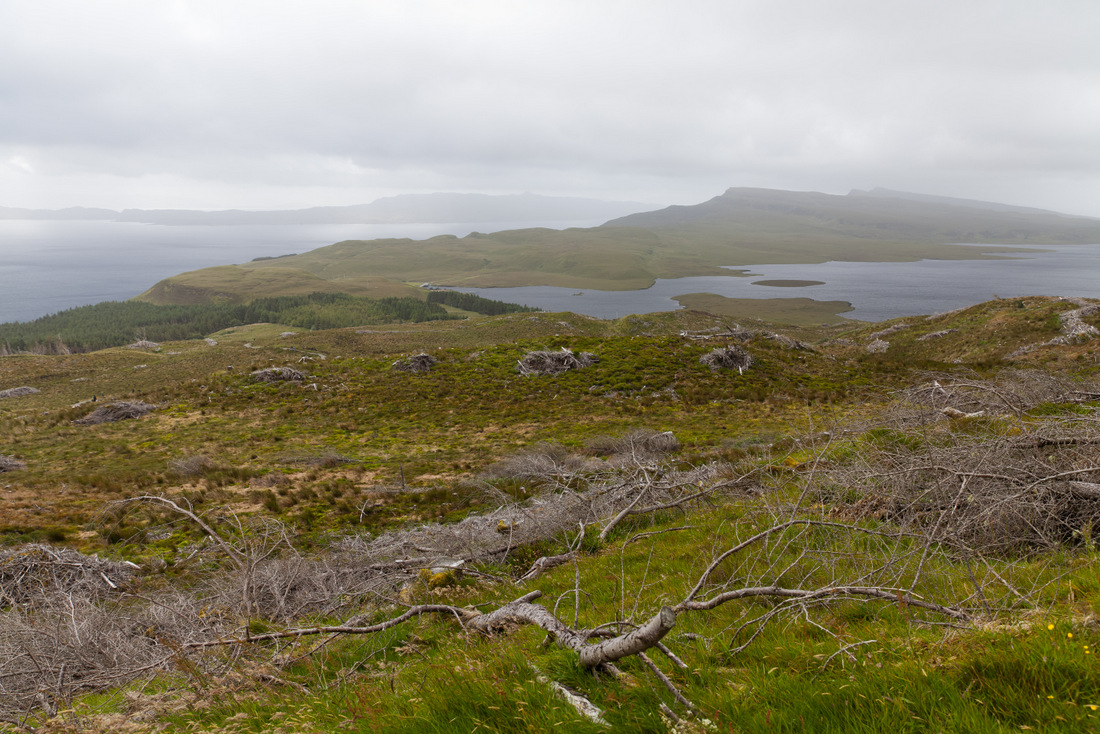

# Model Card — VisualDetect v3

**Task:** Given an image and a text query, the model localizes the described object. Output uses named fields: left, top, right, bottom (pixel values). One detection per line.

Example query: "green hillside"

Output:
left=137, top=188, right=1100, bottom=308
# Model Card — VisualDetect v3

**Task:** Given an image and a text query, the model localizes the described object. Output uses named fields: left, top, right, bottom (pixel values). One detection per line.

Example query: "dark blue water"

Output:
left=451, top=244, right=1100, bottom=322
left=0, top=219, right=595, bottom=323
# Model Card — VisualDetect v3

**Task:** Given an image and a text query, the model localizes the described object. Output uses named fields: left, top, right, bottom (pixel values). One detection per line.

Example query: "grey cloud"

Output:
left=1, top=1, right=1099, bottom=214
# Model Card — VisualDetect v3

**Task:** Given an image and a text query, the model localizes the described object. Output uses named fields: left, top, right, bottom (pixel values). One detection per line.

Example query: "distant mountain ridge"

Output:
left=847, top=187, right=1095, bottom=218
left=0, top=192, right=649, bottom=226
left=136, top=186, right=1100, bottom=310
left=603, top=187, right=1100, bottom=243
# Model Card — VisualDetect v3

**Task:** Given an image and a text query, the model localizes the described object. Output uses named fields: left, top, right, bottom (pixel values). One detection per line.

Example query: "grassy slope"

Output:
left=0, top=309, right=864, bottom=536
left=1, top=297, right=1096, bottom=539
left=3, top=298, right=1100, bottom=732
left=144, top=512, right=1100, bottom=734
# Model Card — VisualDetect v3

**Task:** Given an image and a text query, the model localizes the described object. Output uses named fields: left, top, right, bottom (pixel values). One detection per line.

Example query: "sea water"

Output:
left=3, top=221, right=1099, bottom=324
left=0, top=219, right=593, bottom=323
left=451, top=244, right=1100, bottom=322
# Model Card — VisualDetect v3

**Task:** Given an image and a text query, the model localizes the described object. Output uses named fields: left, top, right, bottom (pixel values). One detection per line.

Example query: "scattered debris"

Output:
left=767, top=333, right=812, bottom=350
left=250, top=367, right=307, bottom=383
left=279, top=451, right=355, bottom=468
left=925, top=306, right=969, bottom=321
left=0, top=544, right=135, bottom=607
left=941, top=407, right=986, bottom=420
left=517, top=348, right=597, bottom=376
left=169, top=455, right=217, bottom=477
left=73, top=401, right=157, bottom=425
left=0, top=455, right=25, bottom=472
left=918, top=329, right=958, bottom=341
left=0, top=386, right=39, bottom=399
left=392, top=353, right=438, bottom=373
left=1046, top=300, right=1100, bottom=346
left=530, top=664, right=608, bottom=726
left=481, top=442, right=598, bottom=482
left=699, top=346, right=753, bottom=373
left=586, top=429, right=680, bottom=461
left=1005, top=344, right=1035, bottom=360
left=1006, top=299, right=1099, bottom=358
left=869, top=323, right=910, bottom=339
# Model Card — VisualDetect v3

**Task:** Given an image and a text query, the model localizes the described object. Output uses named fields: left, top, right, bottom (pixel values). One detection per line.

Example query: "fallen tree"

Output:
left=3, top=388, right=1097, bottom=726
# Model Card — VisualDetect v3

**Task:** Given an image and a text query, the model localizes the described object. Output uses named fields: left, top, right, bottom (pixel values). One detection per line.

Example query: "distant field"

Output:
left=751, top=279, right=826, bottom=287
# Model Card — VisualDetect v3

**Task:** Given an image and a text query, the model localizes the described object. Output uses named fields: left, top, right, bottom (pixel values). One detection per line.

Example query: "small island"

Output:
left=751, top=279, right=826, bottom=287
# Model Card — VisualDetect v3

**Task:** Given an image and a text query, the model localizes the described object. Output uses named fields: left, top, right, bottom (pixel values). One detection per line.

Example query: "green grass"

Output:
left=0, top=310, right=882, bottom=540
left=34, top=500, right=1100, bottom=733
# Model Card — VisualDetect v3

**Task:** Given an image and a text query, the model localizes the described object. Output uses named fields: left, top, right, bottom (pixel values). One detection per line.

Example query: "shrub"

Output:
left=392, top=353, right=438, bottom=373
left=73, top=401, right=157, bottom=425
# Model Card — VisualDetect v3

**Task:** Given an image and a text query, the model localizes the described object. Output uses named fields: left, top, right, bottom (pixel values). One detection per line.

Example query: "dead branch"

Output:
left=528, top=664, right=608, bottom=726
left=115, top=496, right=247, bottom=570
left=182, top=588, right=677, bottom=669
left=519, top=551, right=577, bottom=582
left=675, top=584, right=968, bottom=620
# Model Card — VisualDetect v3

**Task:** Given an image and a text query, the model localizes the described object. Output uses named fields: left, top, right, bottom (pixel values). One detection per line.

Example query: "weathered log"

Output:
left=185, top=589, right=677, bottom=668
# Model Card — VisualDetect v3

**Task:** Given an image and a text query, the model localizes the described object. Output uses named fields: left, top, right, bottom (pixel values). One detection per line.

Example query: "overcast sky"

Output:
left=2, top=0, right=1099, bottom=215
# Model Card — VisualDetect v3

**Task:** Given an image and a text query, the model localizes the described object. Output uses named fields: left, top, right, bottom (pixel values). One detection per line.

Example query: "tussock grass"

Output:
left=3, top=298, right=1100, bottom=730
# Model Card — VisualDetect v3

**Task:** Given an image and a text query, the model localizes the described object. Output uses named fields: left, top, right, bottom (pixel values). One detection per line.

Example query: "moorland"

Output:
left=1, top=292, right=1100, bottom=732
left=2, top=187, right=1100, bottom=732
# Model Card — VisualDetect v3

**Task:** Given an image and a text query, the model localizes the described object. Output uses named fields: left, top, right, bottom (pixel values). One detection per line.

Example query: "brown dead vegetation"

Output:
left=249, top=367, right=307, bottom=383
left=0, top=455, right=25, bottom=473
left=3, top=370, right=1099, bottom=724
left=584, top=428, right=681, bottom=463
left=0, top=387, right=39, bottom=399
left=73, top=401, right=158, bottom=425
left=823, top=370, right=1100, bottom=551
